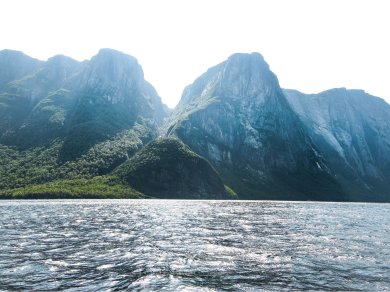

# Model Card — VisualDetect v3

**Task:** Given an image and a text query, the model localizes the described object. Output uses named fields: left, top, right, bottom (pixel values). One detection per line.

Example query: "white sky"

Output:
left=1, top=0, right=389, bottom=108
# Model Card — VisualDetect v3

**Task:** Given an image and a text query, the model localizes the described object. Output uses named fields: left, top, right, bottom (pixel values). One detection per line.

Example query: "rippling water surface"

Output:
left=0, top=200, right=389, bottom=291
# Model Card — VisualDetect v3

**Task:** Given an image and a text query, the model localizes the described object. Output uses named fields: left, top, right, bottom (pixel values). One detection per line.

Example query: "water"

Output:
left=0, top=200, right=389, bottom=291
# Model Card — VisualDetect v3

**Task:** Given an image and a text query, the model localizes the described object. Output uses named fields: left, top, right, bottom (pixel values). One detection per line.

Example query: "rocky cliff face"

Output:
left=58, top=49, right=168, bottom=161
left=0, top=53, right=82, bottom=144
left=1, top=48, right=389, bottom=201
left=285, top=88, right=390, bottom=201
left=0, top=49, right=169, bottom=187
left=0, top=50, right=45, bottom=137
left=0, top=50, right=43, bottom=90
left=0, top=49, right=168, bottom=150
left=79, top=49, right=167, bottom=125
left=167, top=53, right=344, bottom=200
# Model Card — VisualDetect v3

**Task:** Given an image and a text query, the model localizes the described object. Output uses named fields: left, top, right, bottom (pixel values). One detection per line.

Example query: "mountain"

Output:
left=1, top=48, right=389, bottom=201
left=115, top=138, right=235, bottom=199
left=284, top=88, right=390, bottom=201
left=0, top=48, right=235, bottom=200
left=0, top=50, right=43, bottom=90
left=0, top=54, right=82, bottom=146
left=57, top=48, right=168, bottom=161
left=0, top=50, right=44, bottom=136
left=167, top=53, right=345, bottom=200
left=0, top=49, right=169, bottom=193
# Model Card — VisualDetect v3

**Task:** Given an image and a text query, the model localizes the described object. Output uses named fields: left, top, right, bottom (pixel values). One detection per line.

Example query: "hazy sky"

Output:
left=1, top=0, right=389, bottom=107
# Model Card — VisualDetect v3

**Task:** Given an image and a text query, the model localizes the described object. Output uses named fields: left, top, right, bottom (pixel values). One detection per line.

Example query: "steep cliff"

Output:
left=285, top=88, right=390, bottom=201
left=0, top=50, right=43, bottom=90
left=0, top=49, right=169, bottom=190
left=167, top=53, right=345, bottom=200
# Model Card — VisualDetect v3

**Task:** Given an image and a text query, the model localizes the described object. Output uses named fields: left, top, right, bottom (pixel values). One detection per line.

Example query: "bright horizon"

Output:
left=1, top=0, right=389, bottom=108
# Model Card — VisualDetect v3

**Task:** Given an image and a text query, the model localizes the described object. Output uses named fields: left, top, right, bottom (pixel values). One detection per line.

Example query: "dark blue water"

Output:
left=0, top=200, right=389, bottom=291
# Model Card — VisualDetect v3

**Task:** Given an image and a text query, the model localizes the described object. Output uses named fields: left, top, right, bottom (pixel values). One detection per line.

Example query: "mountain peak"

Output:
left=0, top=49, right=25, bottom=57
left=169, top=51, right=346, bottom=200
left=89, top=48, right=143, bottom=79
left=225, top=52, right=269, bottom=71
left=97, top=48, right=128, bottom=55
left=93, top=48, right=139, bottom=65
left=227, top=52, right=266, bottom=64
left=0, top=49, right=42, bottom=65
left=0, top=49, right=43, bottom=89
left=216, top=52, right=279, bottom=100
left=80, top=49, right=145, bottom=102
left=46, top=54, right=79, bottom=66
left=175, top=52, right=281, bottom=110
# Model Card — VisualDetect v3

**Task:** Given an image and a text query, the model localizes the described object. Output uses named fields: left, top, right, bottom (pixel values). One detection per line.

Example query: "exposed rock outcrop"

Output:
left=167, top=53, right=345, bottom=200
left=285, top=88, right=390, bottom=201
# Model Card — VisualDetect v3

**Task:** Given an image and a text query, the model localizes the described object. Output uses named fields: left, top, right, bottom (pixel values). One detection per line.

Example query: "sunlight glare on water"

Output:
left=0, top=200, right=389, bottom=291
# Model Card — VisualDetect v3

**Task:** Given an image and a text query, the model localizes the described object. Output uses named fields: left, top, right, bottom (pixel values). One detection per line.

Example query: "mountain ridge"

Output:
left=0, top=48, right=389, bottom=201
left=0, top=49, right=173, bottom=198
left=284, top=87, right=390, bottom=201
left=167, top=52, right=347, bottom=200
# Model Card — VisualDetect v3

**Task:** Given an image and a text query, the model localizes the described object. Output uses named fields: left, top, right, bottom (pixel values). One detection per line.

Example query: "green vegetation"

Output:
left=59, top=93, right=142, bottom=161
left=0, top=176, right=142, bottom=199
left=0, top=93, right=32, bottom=136
left=0, top=135, right=235, bottom=200
left=0, top=126, right=151, bottom=190
left=115, top=138, right=231, bottom=199
left=116, top=137, right=201, bottom=174
left=0, top=49, right=237, bottom=200
left=224, top=185, right=238, bottom=199
left=1, top=90, right=76, bottom=148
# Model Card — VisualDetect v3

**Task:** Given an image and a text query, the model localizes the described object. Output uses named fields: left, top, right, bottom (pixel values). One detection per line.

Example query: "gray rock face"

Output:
left=5, top=54, right=81, bottom=104
left=0, top=49, right=168, bottom=161
left=0, top=50, right=43, bottom=90
left=80, top=48, right=143, bottom=103
left=0, top=52, right=82, bottom=140
left=79, top=48, right=168, bottom=125
left=0, top=49, right=171, bottom=189
left=168, top=53, right=344, bottom=200
left=285, top=88, right=390, bottom=201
